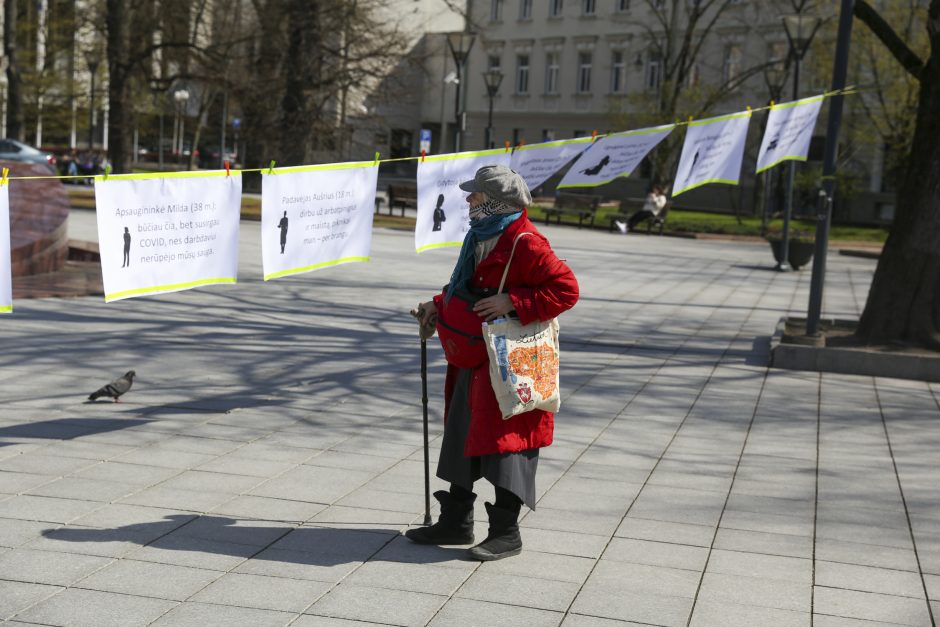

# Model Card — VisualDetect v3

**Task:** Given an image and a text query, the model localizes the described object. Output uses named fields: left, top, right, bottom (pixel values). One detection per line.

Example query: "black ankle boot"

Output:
left=467, top=501, right=522, bottom=561
left=405, top=490, right=475, bottom=545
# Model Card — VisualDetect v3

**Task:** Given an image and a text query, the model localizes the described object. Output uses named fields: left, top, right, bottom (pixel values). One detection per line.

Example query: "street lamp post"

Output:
left=777, top=5, right=821, bottom=271
left=482, top=68, right=503, bottom=149
left=445, top=31, right=476, bottom=153
left=173, top=89, right=189, bottom=165
left=84, top=48, right=101, bottom=152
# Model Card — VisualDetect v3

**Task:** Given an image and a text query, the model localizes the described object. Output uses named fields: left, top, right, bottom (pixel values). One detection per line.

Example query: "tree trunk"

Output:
left=857, top=2, right=940, bottom=348
left=279, top=0, right=319, bottom=166
left=4, top=0, right=23, bottom=141
left=106, top=0, right=132, bottom=173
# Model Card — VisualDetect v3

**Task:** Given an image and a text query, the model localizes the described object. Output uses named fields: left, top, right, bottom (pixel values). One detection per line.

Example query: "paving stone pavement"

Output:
left=0, top=209, right=937, bottom=626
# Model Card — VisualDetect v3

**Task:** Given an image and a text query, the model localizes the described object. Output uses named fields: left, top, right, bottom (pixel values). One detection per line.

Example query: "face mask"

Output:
left=469, top=198, right=515, bottom=220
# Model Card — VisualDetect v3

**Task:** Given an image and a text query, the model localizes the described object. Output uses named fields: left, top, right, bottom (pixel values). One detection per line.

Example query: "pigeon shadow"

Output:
left=42, top=514, right=469, bottom=566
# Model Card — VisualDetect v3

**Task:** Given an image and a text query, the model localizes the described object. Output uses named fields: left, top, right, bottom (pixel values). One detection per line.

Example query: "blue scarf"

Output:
left=445, top=211, right=523, bottom=302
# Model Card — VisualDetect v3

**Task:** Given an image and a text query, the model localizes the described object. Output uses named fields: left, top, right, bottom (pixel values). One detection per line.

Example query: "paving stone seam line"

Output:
left=676, top=263, right=791, bottom=626
left=811, top=370, right=822, bottom=626
left=872, top=377, right=937, bottom=627
left=423, top=255, right=742, bottom=626
left=550, top=263, right=773, bottom=624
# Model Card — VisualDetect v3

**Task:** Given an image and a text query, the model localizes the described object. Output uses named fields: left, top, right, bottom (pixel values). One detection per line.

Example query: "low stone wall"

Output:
left=5, top=161, right=70, bottom=276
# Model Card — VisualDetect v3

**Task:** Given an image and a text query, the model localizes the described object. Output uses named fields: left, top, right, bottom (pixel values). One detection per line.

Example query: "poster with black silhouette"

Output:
left=672, top=110, right=752, bottom=197
left=756, top=95, right=823, bottom=173
left=0, top=182, right=10, bottom=313
left=261, top=161, right=377, bottom=280
left=94, top=170, right=242, bottom=302
left=432, top=194, right=446, bottom=231
left=510, top=136, right=593, bottom=190
left=557, top=124, right=675, bottom=189
left=415, top=148, right=511, bottom=253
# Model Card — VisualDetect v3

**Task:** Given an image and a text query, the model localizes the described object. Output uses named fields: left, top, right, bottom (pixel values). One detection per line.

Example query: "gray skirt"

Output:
left=436, top=368, right=539, bottom=509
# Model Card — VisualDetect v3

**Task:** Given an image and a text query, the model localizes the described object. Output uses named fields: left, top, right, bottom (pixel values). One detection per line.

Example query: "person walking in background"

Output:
left=618, top=184, right=668, bottom=234
left=409, top=165, right=579, bottom=561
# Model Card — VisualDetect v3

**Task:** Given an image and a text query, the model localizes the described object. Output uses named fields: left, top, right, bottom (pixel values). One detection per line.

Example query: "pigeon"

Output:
left=88, top=370, right=136, bottom=402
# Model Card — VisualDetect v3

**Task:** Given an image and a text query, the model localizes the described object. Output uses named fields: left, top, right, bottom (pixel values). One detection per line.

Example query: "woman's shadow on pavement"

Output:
left=41, top=514, right=470, bottom=565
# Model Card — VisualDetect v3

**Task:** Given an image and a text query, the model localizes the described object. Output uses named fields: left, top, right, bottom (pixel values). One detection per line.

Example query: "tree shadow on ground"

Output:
left=0, top=417, right=153, bottom=448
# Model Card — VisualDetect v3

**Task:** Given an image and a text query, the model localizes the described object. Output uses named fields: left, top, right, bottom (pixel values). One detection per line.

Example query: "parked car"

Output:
left=198, top=146, right=239, bottom=170
left=0, top=138, right=57, bottom=173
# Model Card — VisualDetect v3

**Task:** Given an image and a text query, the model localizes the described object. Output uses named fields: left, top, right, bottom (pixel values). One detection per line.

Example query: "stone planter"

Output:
left=768, top=238, right=815, bottom=270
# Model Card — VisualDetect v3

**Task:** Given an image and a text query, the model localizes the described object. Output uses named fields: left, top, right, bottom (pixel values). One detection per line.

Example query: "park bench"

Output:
left=608, top=198, right=672, bottom=235
left=542, top=192, right=601, bottom=229
left=381, top=183, right=418, bottom=217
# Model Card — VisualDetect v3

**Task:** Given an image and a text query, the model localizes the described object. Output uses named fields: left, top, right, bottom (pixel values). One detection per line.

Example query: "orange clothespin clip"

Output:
left=1, top=168, right=8, bottom=186
left=421, top=149, right=426, bottom=162
left=591, top=130, right=598, bottom=142
left=518, top=139, right=526, bottom=148
left=504, top=140, right=511, bottom=152
left=224, top=160, right=231, bottom=176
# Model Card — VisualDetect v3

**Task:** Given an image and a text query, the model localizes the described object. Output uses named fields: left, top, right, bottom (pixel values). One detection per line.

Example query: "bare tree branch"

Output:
left=854, top=0, right=925, bottom=80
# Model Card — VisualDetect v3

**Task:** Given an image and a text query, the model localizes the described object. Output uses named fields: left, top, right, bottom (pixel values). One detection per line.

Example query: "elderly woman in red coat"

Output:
left=409, top=165, right=579, bottom=561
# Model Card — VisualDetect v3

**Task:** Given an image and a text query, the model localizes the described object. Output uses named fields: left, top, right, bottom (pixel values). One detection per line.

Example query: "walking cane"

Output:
left=412, top=306, right=433, bottom=526
left=421, top=337, right=432, bottom=525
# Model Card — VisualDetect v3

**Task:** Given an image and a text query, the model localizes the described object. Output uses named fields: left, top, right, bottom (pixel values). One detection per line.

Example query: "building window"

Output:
left=490, top=0, right=504, bottom=21
left=520, top=0, right=532, bottom=19
left=577, top=52, right=592, bottom=93
left=723, top=44, right=742, bottom=83
left=545, top=52, right=560, bottom=94
left=645, top=52, right=662, bottom=90
left=542, top=129, right=555, bottom=142
left=516, top=55, right=530, bottom=94
left=549, top=0, right=563, bottom=17
left=616, top=0, right=630, bottom=10
left=488, top=55, right=501, bottom=71
left=582, top=0, right=596, bottom=15
left=610, top=50, right=625, bottom=93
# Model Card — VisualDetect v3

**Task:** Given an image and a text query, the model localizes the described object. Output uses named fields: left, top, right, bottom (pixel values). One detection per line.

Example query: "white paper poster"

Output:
left=0, top=182, right=11, bottom=313
left=510, top=137, right=593, bottom=191
left=415, top=148, right=512, bottom=253
left=756, top=95, right=823, bottom=173
left=672, top=111, right=751, bottom=197
left=94, top=171, right=242, bottom=302
left=261, top=162, right=378, bottom=280
left=557, top=125, right=675, bottom=189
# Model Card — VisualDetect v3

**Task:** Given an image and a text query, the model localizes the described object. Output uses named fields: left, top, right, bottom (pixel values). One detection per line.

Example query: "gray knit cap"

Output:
left=458, top=165, right=533, bottom=208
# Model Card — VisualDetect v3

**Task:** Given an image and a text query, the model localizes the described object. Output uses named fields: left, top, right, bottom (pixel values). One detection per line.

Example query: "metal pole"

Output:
left=87, top=68, right=96, bottom=150
left=486, top=91, right=494, bottom=149
left=454, top=61, right=462, bottom=153
left=806, top=0, right=854, bottom=336
left=778, top=56, right=800, bottom=271
left=421, top=338, right=431, bottom=526
left=158, top=110, right=164, bottom=170
left=220, top=90, right=228, bottom=169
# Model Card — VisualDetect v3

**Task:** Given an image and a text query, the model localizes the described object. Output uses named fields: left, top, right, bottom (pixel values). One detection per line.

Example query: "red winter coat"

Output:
left=433, top=210, right=579, bottom=456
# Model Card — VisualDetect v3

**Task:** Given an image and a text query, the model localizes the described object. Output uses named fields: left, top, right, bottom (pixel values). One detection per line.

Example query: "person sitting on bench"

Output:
left=618, top=185, right=667, bottom=233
